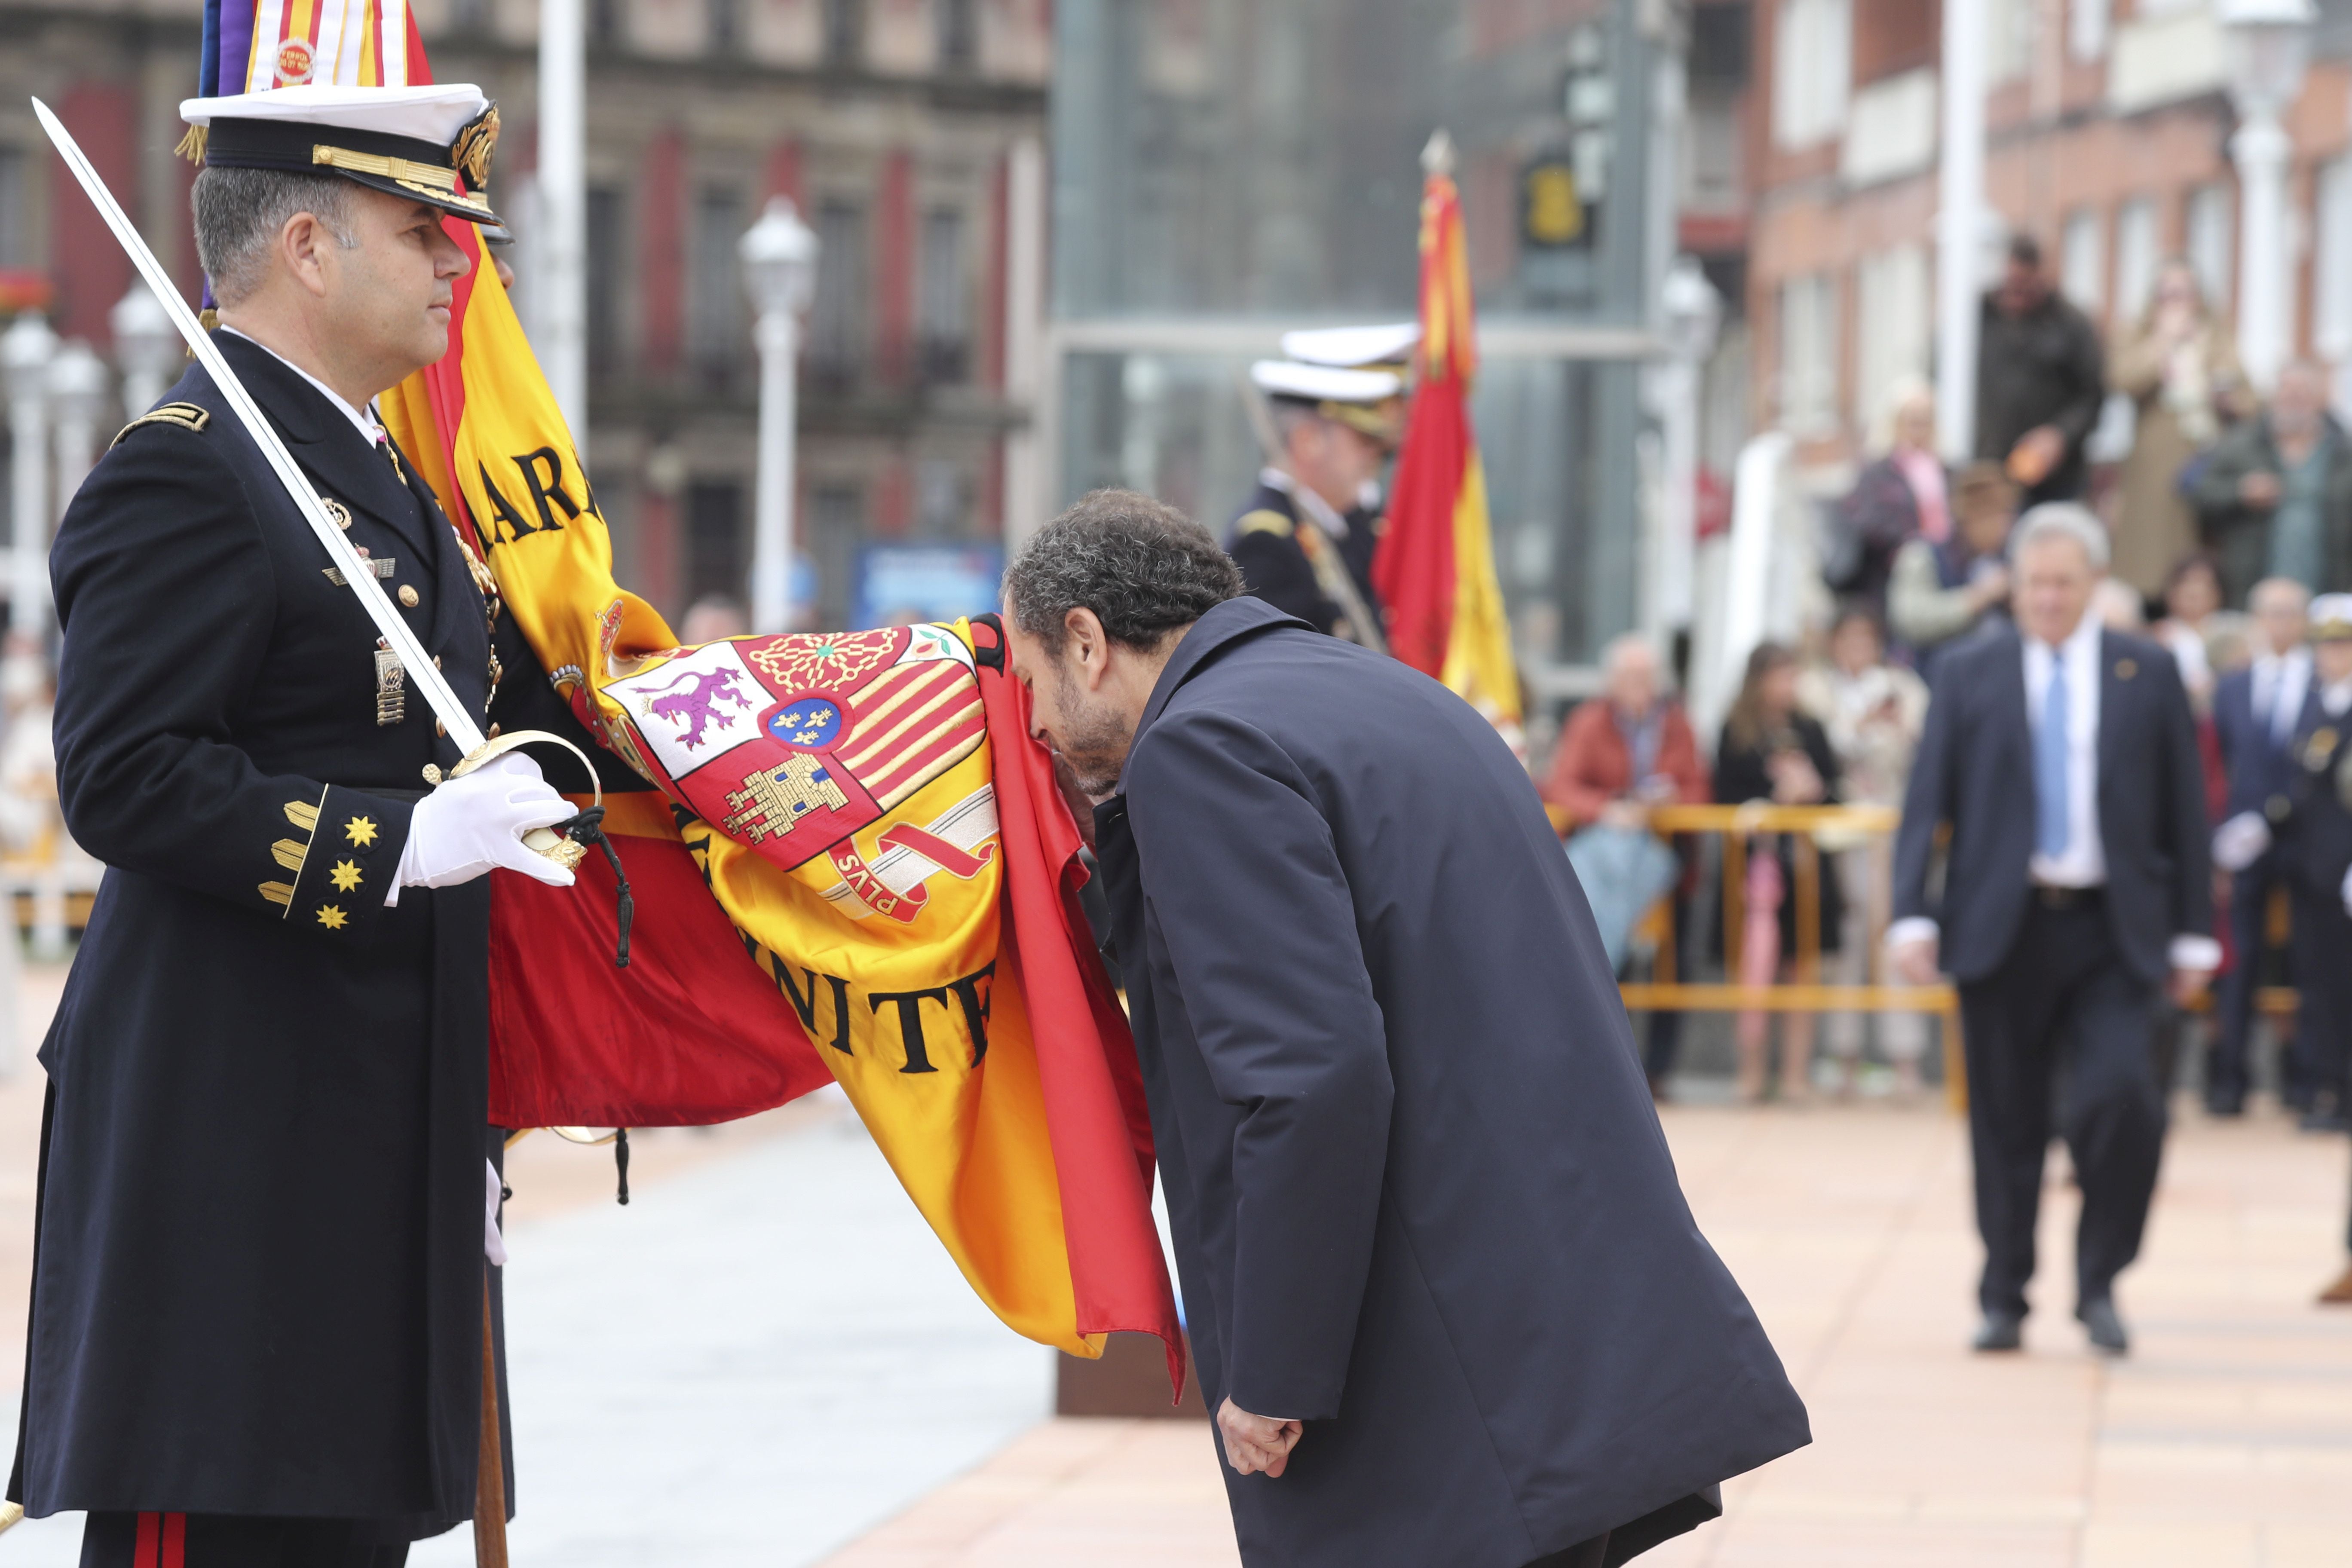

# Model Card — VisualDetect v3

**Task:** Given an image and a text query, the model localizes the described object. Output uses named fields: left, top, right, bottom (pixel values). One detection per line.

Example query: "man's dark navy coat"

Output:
left=1093, top=599, right=1810, bottom=1568
left=6, top=334, right=545, bottom=1534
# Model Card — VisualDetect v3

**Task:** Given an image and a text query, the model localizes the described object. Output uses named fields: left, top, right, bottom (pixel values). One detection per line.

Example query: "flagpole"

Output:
left=538, top=0, right=587, bottom=441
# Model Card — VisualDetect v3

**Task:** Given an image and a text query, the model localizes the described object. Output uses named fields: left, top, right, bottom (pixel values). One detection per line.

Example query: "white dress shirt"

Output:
left=1890, top=608, right=2220, bottom=972
left=2023, top=612, right=2105, bottom=888
left=218, top=325, right=387, bottom=447
left=2250, top=647, right=2314, bottom=746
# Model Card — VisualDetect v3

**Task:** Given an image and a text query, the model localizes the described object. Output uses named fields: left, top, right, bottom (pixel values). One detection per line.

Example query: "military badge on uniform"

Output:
left=374, top=639, right=406, bottom=727
left=2304, top=726, right=2340, bottom=773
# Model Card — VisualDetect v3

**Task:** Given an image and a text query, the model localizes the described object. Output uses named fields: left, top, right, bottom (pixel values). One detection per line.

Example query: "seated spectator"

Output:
left=1543, top=634, right=1709, bottom=1095
left=1890, top=461, right=2017, bottom=680
left=1798, top=608, right=1931, bottom=1095
left=2187, top=358, right=2352, bottom=604
left=1827, top=379, right=1946, bottom=621
left=1716, top=642, right=1844, bottom=1103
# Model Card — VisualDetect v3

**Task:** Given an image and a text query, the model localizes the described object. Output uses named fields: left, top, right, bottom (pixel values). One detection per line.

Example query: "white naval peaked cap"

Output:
left=180, top=83, right=492, bottom=141
left=2311, top=594, right=2352, bottom=640
left=179, top=83, right=504, bottom=225
left=1278, top=322, right=1421, bottom=370
left=1249, top=360, right=1405, bottom=404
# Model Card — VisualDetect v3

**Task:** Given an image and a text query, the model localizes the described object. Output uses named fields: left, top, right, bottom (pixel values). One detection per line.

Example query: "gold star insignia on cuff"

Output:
left=316, top=905, right=348, bottom=930
left=329, top=860, right=364, bottom=892
left=345, top=816, right=378, bottom=847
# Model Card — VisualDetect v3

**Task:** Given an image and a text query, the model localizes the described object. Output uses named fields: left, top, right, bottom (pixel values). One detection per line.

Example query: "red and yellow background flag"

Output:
left=1372, top=162, right=1522, bottom=728
left=203, top=0, right=1182, bottom=1387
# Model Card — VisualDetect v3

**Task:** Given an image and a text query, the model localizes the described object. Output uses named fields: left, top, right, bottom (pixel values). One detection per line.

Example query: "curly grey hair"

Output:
left=1002, top=489, right=1242, bottom=655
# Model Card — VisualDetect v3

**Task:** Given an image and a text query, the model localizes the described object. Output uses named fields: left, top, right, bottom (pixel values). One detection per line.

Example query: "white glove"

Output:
left=484, top=1156, right=509, bottom=1266
left=2212, top=811, right=2272, bottom=874
left=2341, top=863, right=2352, bottom=918
left=386, top=753, right=575, bottom=904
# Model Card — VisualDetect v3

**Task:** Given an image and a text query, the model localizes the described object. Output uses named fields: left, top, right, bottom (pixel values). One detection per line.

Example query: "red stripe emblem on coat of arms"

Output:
left=606, top=625, right=987, bottom=876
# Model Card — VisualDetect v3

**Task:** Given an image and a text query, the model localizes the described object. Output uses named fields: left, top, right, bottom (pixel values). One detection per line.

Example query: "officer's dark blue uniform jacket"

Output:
left=5, top=331, right=582, bottom=1534
left=1093, top=598, right=1810, bottom=1568
left=1225, top=479, right=1382, bottom=640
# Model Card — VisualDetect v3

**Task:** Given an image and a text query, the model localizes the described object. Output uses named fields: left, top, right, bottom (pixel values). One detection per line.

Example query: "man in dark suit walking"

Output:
left=1892, top=504, right=2217, bottom=1356
left=2207, top=578, right=2313, bottom=1115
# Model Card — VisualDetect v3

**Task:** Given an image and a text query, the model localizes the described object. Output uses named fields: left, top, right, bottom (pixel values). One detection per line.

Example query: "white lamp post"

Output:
left=2, top=315, right=56, bottom=645
left=2221, top=0, right=2316, bottom=394
left=47, top=340, right=108, bottom=539
left=1936, top=0, right=1989, bottom=461
left=740, top=196, right=819, bottom=634
left=1654, top=254, right=1721, bottom=637
left=539, top=0, right=588, bottom=440
left=111, top=283, right=181, bottom=420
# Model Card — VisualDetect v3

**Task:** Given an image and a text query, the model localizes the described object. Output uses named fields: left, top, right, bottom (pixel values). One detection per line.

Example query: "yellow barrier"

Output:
left=1596, top=802, right=1967, bottom=1108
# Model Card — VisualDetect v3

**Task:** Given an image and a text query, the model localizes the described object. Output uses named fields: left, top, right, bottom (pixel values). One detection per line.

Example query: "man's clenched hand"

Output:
left=1217, top=1399, right=1304, bottom=1479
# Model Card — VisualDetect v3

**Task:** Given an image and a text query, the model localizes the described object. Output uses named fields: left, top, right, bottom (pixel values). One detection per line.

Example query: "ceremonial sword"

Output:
left=31, top=98, right=599, bottom=870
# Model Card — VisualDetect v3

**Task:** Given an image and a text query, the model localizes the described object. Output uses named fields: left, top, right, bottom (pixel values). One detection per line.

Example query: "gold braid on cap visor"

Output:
left=310, top=144, right=493, bottom=216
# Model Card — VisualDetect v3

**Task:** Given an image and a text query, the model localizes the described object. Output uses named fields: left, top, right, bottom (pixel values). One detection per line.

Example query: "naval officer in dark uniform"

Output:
left=1228, top=354, right=1405, bottom=648
left=6, top=84, right=582, bottom=1566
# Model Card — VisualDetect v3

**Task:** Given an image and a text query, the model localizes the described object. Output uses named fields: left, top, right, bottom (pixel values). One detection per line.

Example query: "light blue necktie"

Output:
left=2034, top=656, right=2070, bottom=860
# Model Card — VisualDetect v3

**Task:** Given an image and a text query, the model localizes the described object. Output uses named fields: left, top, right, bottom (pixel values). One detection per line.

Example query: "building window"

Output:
left=708, top=0, right=741, bottom=51
left=1779, top=271, right=1840, bottom=436
left=938, top=0, right=977, bottom=68
left=1986, top=0, right=2034, bottom=83
left=2061, top=207, right=2105, bottom=317
left=917, top=208, right=968, bottom=384
left=586, top=185, right=625, bottom=385
left=689, top=186, right=746, bottom=389
left=1771, top=0, right=1849, bottom=150
left=2114, top=197, right=2159, bottom=323
left=2187, top=183, right=2233, bottom=316
left=452, top=0, right=494, bottom=32
left=686, top=480, right=744, bottom=604
left=812, top=482, right=864, bottom=628
left=590, top=0, right=622, bottom=46
left=2318, top=156, right=2352, bottom=409
left=810, top=199, right=868, bottom=387
left=824, top=0, right=864, bottom=66
left=0, top=150, right=25, bottom=270
left=1854, top=247, right=1926, bottom=440
left=916, top=458, right=964, bottom=534
left=2070, top=0, right=2109, bottom=61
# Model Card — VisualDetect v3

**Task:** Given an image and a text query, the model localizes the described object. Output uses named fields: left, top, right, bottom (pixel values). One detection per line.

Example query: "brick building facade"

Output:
left=0, top=0, right=1047, bottom=630
left=1742, top=0, right=2352, bottom=488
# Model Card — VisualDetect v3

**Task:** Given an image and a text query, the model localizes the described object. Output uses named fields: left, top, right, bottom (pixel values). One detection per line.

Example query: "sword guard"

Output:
left=441, top=729, right=605, bottom=872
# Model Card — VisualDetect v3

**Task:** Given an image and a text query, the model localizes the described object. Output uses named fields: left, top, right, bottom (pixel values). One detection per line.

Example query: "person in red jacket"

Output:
left=1541, top=634, right=1711, bottom=1094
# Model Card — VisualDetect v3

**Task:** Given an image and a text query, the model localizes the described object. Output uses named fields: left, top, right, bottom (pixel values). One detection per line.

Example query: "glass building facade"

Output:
left=1044, top=0, right=1675, bottom=666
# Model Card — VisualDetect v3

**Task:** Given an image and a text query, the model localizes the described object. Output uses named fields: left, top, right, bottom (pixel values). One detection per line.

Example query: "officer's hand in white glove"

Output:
left=387, top=753, right=575, bottom=904
left=2341, top=863, right=2352, bottom=918
left=2212, top=811, right=2272, bottom=874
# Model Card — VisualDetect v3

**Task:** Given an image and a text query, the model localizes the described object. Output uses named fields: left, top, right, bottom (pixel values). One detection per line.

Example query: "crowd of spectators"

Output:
left=1544, top=231, right=2352, bottom=1112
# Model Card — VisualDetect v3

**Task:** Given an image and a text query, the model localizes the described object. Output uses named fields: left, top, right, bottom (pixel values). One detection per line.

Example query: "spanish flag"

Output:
left=1372, top=157, right=1522, bottom=729
left=196, top=0, right=1183, bottom=1387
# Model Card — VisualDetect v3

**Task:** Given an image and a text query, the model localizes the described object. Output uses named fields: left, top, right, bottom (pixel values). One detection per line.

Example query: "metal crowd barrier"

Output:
left=1605, top=802, right=1966, bottom=1107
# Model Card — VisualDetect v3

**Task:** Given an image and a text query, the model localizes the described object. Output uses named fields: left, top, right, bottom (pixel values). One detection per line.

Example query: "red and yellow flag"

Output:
left=1372, top=165, right=1522, bottom=727
left=205, top=0, right=1182, bottom=1386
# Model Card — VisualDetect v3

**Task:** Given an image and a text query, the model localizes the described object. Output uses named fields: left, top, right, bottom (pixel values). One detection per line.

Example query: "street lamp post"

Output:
left=1654, top=254, right=1721, bottom=639
left=2221, top=0, right=2316, bottom=395
left=1936, top=0, right=1988, bottom=461
left=740, top=197, right=819, bottom=634
left=1, top=315, right=56, bottom=646
left=48, top=339, right=109, bottom=542
left=111, top=283, right=181, bottom=419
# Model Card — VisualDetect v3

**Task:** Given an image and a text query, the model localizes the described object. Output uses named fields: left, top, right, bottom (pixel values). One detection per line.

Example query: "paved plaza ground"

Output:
left=1, top=956, right=2348, bottom=1566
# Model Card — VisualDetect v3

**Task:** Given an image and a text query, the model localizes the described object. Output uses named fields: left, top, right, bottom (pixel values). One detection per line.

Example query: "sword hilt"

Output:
left=429, top=728, right=605, bottom=871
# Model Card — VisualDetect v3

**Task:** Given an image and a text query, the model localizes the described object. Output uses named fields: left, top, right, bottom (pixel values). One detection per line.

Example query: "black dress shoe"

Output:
left=1972, top=1311, right=2023, bottom=1352
left=2077, top=1298, right=2128, bottom=1354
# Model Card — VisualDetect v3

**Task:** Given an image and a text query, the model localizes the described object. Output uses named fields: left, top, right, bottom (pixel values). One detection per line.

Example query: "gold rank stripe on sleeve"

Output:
left=108, top=402, right=209, bottom=448
left=261, top=790, right=328, bottom=916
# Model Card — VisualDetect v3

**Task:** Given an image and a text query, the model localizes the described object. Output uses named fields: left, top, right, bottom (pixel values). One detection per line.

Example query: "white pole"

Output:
left=1936, top=0, right=1988, bottom=462
left=750, top=305, right=799, bottom=633
left=538, top=0, right=588, bottom=442
left=1000, top=136, right=1047, bottom=548
left=2234, top=113, right=2294, bottom=393
left=3, top=315, right=56, bottom=646
left=49, top=341, right=107, bottom=536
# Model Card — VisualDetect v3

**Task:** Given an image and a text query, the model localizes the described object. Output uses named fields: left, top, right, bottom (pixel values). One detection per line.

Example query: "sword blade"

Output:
left=31, top=96, right=487, bottom=756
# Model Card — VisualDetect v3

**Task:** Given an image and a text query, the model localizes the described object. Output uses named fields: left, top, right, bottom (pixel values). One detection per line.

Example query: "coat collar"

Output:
left=211, top=330, right=436, bottom=559
left=1116, top=596, right=1313, bottom=795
